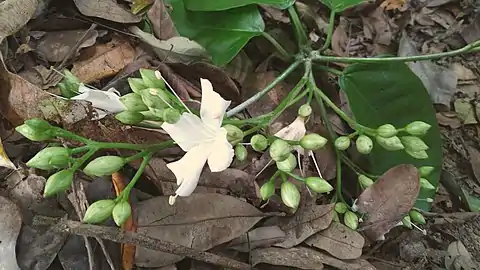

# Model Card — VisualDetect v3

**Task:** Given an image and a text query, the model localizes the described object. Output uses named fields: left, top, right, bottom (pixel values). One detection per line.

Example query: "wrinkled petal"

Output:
left=207, top=128, right=234, bottom=172
left=200, top=79, right=231, bottom=131
left=72, top=86, right=126, bottom=114
left=167, top=144, right=210, bottom=196
left=161, top=113, right=215, bottom=151
left=274, top=116, right=306, bottom=141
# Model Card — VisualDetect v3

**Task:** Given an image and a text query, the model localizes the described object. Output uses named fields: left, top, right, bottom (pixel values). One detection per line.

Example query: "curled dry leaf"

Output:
left=35, top=30, right=99, bottom=62
left=73, top=0, right=141, bottom=23
left=228, top=226, right=286, bottom=252
left=0, top=195, right=22, bottom=270
left=223, top=50, right=253, bottom=87
left=361, top=7, right=394, bottom=46
left=355, top=164, right=420, bottom=241
left=0, top=138, right=16, bottom=169
left=147, top=0, right=178, bottom=40
left=0, top=0, right=39, bottom=42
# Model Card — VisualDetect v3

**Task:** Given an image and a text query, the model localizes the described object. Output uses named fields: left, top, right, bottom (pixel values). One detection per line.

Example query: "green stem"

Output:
left=53, top=127, right=93, bottom=145
left=319, top=10, right=335, bottom=53
left=120, top=152, right=153, bottom=201
left=71, top=148, right=98, bottom=171
left=313, top=63, right=343, bottom=76
left=70, top=146, right=90, bottom=155
left=261, top=32, right=292, bottom=60
left=287, top=5, right=308, bottom=46
left=226, top=60, right=302, bottom=117
left=285, top=171, right=305, bottom=182
left=91, top=141, right=152, bottom=151
left=288, top=88, right=310, bottom=106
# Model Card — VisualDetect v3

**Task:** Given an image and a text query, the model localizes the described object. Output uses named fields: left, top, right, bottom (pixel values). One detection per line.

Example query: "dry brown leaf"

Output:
left=223, top=50, right=253, bottom=87
left=147, top=0, right=178, bottom=40
left=362, top=7, right=393, bottom=46
left=228, top=226, right=286, bottom=252
left=466, top=146, right=480, bottom=185
left=0, top=195, right=22, bottom=269
left=436, top=112, right=461, bottom=129
left=0, top=0, right=39, bottom=42
left=380, top=0, right=407, bottom=11
left=73, top=0, right=141, bottom=23
left=35, top=30, right=99, bottom=62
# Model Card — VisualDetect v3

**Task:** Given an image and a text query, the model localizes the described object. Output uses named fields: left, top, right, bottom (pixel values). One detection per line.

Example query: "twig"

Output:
left=33, top=216, right=253, bottom=270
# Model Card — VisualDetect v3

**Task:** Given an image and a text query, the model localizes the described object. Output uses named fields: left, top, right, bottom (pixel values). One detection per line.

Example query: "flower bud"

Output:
left=25, top=118, right=52, bottom=130
left=376, top=136, right=404, bottom=151
left=16, top=121, right=54, bottom=141
left=344, top=211, right=359, bottom=230
left=49, top=154, right=70, bottom=169
left=251, top=134, right=268, bottom=152
left=276, top=153, right=297, bottom=172
left=409, top=210, right=426, bottom=225
left=332, top=211, right=340, bottom=222
left=83, top=156, right=126, bottom=177
left=402, top=215, right=412, bottom=229
left=260, top=181, right=275, bottom=200
left=419, top=166, right=434, bottom=177
left=115, top=111, right=145, bottom=125
left=140, top=68, right=166, bottom=89
left=400, top=136, right=428, bottom=152
left=420, top=178, right=435, bottom=190
left=335, top=202, right=348, bottom=214
left=405, top=121, right=431, bottom=136
left=223, top=125, right=244, bottom=145
left=406, top=149, right=428, bottom=159
left=83, top=199, right=115, bottom=224
left=128, top=78, right=147, bottom=93
left=141, top=110, right=163, bottom=121
left=300, top=133, right=327, bottom=150
left=120, top=93, right=148, bottom=112
left=112, top=200, right=132, bottom=226
left=358, top=174, right=374, bottom=188
left=269, top=139, right=292, bottom=162
left=356, top=135, right=373, bottom=154
left=298, top=104, right=312, bottom=117
left=44, top=169, right=74, bottom=197
left=140, top=88, right=171, bottom=109
left=376, top=124, right=397, bottom=138
left=58, top=70, right=81, bottom=98
left=280, top=181, right=300, bottom=209
left=27, top=147, right=70, bottom=170
left=305, top=177, right=333, bottom=193
left=162, top=108, right=181, bottom=124
left=235, top=144, right=247, bottom=161
left=334, top=136, right=351, bottom=150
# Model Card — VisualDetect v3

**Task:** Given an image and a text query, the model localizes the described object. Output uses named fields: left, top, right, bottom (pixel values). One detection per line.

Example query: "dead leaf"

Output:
left=156, top=62, right=196, bottom=100
left=454, top=98, right=479, bottom=125
left=0, top=195, right=22, bottom=270
left=57, top=235, right=91, bottom=270
left=35, top=30, right=99, bottom=62
left=305, top=222, right=365, bottom=260
left=274, top=204, right=334, bottom=248
left=331, top=18, right=349, bottom=57
left=147, top=0, right=178, bottom=40
left=228, top=226, right=286, bottom=252
left=223, top=50, right=253, bottom=87
left=295, top=2, right=329, bottom=34
left=0, top=0, right=39, bottom=42
left=73, top=0, right=141, bottom=23
left=260, top=5, right=289, bottom=23
left=452, top=63, right=477, bottom=82
left=426, top=0, right=456, bottom=7
left=380, top=0, right=407, bottom=10
left=362, top=7, right=393, bottom=46
left=131, top=0, right=154, bottom=14
left=436, top=112, right=462, bottom=129
left=466, top=145, right=480, bottom=184
left=135, top=194, right=265, bottom=267
left=461, top=14, right=480, bottom=44
left=445, top=241, right=477, bottom=270
left=0, top=137, right=16, bottom=169
left=355, top=164, right=420, bottom=241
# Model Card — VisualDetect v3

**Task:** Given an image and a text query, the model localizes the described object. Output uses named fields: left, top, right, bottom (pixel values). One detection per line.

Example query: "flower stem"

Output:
left=319, top=10, right=335, bottom=53
left=120, top=152, right=153, bottom=201
left=287, top=5, right=308, bottom=47
left=261, top=32, right=292, bottom=60
left=285, top=171, right=305, bottom=182
left=71, top=148, right=98, bottom=171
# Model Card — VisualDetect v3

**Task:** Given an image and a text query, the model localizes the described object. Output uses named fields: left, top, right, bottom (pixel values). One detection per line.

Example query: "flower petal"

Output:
left=200, top=79, right=231, bottom=130
left=207, top=128, right=234, bottom=172
left=274, top=116, right=306, bottom=141
left=167, top=144, right=209, bottom=196
left=161, top=113, right=215, bottom=151
left=71, top=86, right=126, bottom=115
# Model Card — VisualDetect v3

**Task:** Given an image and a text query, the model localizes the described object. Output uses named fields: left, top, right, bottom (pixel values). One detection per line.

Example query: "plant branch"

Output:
left=261, top=32, right=292, bottom=60
left=319, top=10, right=335, bottom=53
left=287, top=5, right=308, bottom=46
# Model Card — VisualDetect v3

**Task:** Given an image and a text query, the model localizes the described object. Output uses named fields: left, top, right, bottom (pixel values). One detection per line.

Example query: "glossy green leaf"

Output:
left=165, top=0, right=264, bottom=66
left=339, top=62, right=442, bottom=211
left=319, top=0, right=367, bottom=12
left=184, top=0, right=295, bottom=11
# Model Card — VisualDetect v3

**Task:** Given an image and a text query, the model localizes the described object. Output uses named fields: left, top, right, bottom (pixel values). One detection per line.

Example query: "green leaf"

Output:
left=165, top=0, right=264, bottom=66
left=184, top=0, right=295, bottom=11
left=319, top=0, right=367, bottom=12
left=339, top=62, right=442, bottom=211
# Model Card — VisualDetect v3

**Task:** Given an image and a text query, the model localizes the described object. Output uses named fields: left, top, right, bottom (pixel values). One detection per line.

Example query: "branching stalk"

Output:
left=261, top=32, right=292, bottom=60
left=319, top=10, right=335, bottom=53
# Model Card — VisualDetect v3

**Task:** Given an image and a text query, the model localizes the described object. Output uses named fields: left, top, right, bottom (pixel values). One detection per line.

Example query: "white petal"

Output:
left=167, top=144, right=209, bottom=196
left=207, top=128, right=234, bottom=172
left=199, top=79, right=231, bottom=130
left=71, top=87, right=126, bottom=113
left=274, top=116, right=306, bottom=141
left=161, top=113, right=215, bottom=151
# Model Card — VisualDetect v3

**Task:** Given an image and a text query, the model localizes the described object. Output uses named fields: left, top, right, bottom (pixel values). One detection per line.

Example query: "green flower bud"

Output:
left=402, top=215, right=413, bottom=229
left=405, top=121, right=431, bottom=136
left=235, top=144, right=247, bottom=161
left=269, top=139, right=292, bottom=162
left=112, top=200, right=132, bottom=226
left=140, top=68, right=166, bottom=89
left=251, top=134, right=268, bottom=152
left=140, top=88, right=171, bottom=110
left=58, top=70, right=81, bottom=98
left=49, top=154, right=70, bottom=169
left=162, top=108, right=181, bottom=124
left=16, top=124, right=53, bottom=141
left=128, top=78, right=147, bottom=93
left=223, top=124, right=244, bottom=145
left=335, top=202, right=348, bottom=214
left=376, top=124, right=397, bottom=138
left=27, top=147, right=70, bottom=170
left=420, top=178, right=435, bottom=190
left=334, top=136, right=350, bottom=150
left=305, top=177, right=333, bottom=193
left=332, top=210, right=340, bottom=222
left=25, top=118, right=53, bottom=130
left=298, top=104, right=312, bottom=117
left=376, top=135, right=404, bottom=151
left=356, top=135, right=373, bottom=154
left=409, top=210, right=426, bottom=225
left=83, top=156, right=126, bottom=177
left=276, top=153, right=297, bottom=172
left=83, top=199, right=115, bottom=224
left=419, top=166, right=434, bottom=177
left=140, top=110, right=163, bottom=121
left=260, top=180, right=275, bottom=200
left=344, top=211, right=359, bottom=230
left=300, top=133, right=327, bottom=150
left=115, top=111, right=145, bottom=125
left=120, top=93, right=148, bottom=112
left=406, top=149, right=428, bottom=159
left=400, top=136, right=429, bottom=152
left=358, top=174, right=374, bottom=189
left=280, top=181, right=300, bottom=209
left=44, top=169, right=74, bottom=197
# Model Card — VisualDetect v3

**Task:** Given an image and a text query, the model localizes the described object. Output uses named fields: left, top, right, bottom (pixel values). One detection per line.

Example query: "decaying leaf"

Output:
left=380, top=0, right=407, bottom=10
left=445, top=241, right=477, bottom=270
left=35, top=30, right=100, bottom=62
left=0, top=138, right=16, bottom=169
left=135, top=194, right=265, bottom=267
left=362, top=7, right=393, bottom=46
left=0, top=195, right=22, bottom=270
left=305, top=222, right=365, bottom=260
left=228, top=226, right=286, bottom=252
left=147, top=0, right=178, bottom=40
left=0, top=0, right=39, bottom=42
left=131, top=0, right=154, bottom=14
left=223, top=50, right=253, bottom=87
left=454, top=98, right=479, bottom=125
left=73, top=0, right=141, bottom=23
left=355, top=164, right=420, bottom=241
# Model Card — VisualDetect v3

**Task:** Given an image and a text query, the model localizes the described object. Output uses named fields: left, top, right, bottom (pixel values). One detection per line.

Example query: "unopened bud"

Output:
left=376, top=136, right=404, bottom=151
left=83, top=199, right=116, bottom=224
left=400, top=136, right=428, bottom=151
left=141, top=110, right=163, bottom=121
left=409, top=210, right=426, bottom=225
left=25, top=118, right=53, bottom=131
left=334, top=136, right=351, bottom=150
left=128, top=78, right=147, bottom=93
left=251, top=134, right=268, bottom=152
left=305, top=177, right=333, bottom=193
left=140, top=88, right=171, bottom=110
left=83, top=156, right=126, bottom=177
left=356, top=135, right=373, bottom=154
left=298, top=104, right=312, bottom=117
left=115, top=111, right=144, bottom=125
left=300, top=133, right=327, bottom=150
left=376, top=124, right=397, bottom=138
left=112, top=200, right=132, bottom=226
left=419, top=166, right=434, bottom=177
left=276, top=153, right=297, bottom=172
left=344, top=211, right=359, bottom=230
left=120, top=93, right=148, bottom=112
left=162, top=108, right=181, bottom=124
left=335, top=202, right=348, bottom=214
left=140, top=68, right=166, bottom=89
left=405, top=121, right=431, bottom=136
left=27, top=147, right=70, bottom=170
left=44, top=169, right=74, bottom=197
left=280, top=181, right=300, bottom=209
left=406, top=149, right=428, bottom=159
left=358, top=174, right=374, bottom=188
left=402, top=215, right=413, bottom=229
left=16, top=123, right=53, bottom=141
left=58, top=70, right=81, bottom=98
left=270, top=139, right=292, bottom=162
left=420, top=178, right=435, bottom=190
left=223, top=125, right=244, bottom=145
left=260, top=181, right=275, bottom=200
left=235, top=144, right=247, bottom=161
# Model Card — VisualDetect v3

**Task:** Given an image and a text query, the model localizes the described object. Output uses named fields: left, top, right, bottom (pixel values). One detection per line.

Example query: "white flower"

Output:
left=162, top=79, right=234, bottom=205
left=71, top=84, right=126, bottom=119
